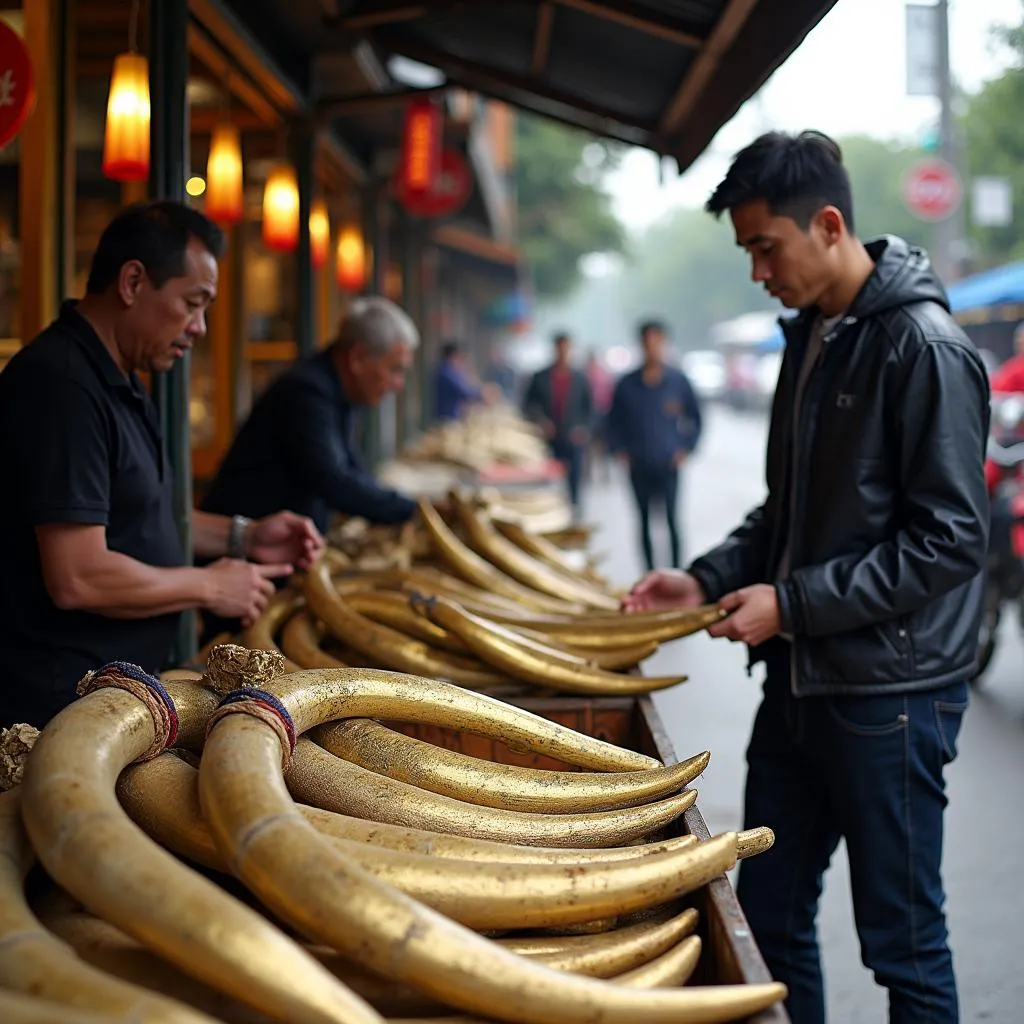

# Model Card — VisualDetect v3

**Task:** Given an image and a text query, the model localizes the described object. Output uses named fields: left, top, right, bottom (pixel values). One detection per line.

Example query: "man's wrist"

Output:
left=227, top=515, right=252, bottom=560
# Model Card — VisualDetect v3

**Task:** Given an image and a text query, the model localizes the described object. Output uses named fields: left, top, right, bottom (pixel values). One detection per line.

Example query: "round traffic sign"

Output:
left=0, top=20, right=36, bottom=150
left=902, top=158, right=962, bottom=222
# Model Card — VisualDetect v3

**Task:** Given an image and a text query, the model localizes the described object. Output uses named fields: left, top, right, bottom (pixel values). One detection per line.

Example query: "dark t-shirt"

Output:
left=0, top=302, right=183, bottom=727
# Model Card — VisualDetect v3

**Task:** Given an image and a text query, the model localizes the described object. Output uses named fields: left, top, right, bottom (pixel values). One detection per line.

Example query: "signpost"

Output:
left=903, top=157, right=962, bottom=223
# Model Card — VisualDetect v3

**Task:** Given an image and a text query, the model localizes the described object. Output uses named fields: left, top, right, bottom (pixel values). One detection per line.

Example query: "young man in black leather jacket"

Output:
left=625, top=131, right=989, bottom=1024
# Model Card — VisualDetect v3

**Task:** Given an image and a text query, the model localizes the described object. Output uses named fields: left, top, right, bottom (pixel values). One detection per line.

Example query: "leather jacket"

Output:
left=689, top=237, right=991, bottom=695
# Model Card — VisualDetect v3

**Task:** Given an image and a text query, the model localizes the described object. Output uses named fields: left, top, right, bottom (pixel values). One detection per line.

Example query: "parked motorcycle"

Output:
left=974, top=393, right=1024, bottom=682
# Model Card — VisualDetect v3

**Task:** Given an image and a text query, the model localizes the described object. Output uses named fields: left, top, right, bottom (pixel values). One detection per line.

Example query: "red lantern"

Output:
left=399, top=98, right=442, bottom=197
left=205, top=125, right=244, bottom=226
left=262, top=164, right=299, bottom=252
left=309, top=199, right=330, bottom=270
left=102, top=52, right=151, bottom=182
left=335, top=225, right=366, bottom=292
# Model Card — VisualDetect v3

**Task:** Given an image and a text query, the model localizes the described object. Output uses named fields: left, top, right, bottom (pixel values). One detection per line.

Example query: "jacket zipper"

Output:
left=787, top=315, right=858, bottom=696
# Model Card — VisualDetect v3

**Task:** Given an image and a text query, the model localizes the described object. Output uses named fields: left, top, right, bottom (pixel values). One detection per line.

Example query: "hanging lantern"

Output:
left=205, top=125, right=244, bottom=226
left=398, top=97, right=442, bottom=197
left=309, top=199, right=330, bottom=270
left=102, top=52, right=151, bottom=182
left=262, top=164, right=299, bottom=252
left=335, top=225, right=367, bottom=292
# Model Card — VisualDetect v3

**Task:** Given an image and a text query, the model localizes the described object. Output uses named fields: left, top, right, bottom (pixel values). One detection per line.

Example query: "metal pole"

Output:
left=292, top=123, right=316, bottom=359
left=149, top=0, right=195, bottom=663
left=934, top=0, right=967, bottom=283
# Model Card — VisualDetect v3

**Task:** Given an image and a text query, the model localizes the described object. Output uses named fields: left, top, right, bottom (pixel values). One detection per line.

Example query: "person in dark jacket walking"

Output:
left=624, top=131, right=989, bottom=1024
left=522, top=332, right=593, bottom=513
left=607, top=321, right=702, bottom=571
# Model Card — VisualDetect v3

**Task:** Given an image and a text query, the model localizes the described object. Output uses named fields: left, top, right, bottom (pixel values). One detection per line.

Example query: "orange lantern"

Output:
left=262, top=164, right=299, bottom=252
left=102, top=52, right=151, bottom=182
left=335, top=225, right=367, bottom=291
left=205, top=125, right=244, bottom=226
left=399, top=97, right=442, bottom=197
left=309, top=199, right=330, bottom=270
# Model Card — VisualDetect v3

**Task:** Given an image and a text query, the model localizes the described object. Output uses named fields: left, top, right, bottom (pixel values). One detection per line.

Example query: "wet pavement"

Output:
left=582, top=404, right=1024, bottom=1023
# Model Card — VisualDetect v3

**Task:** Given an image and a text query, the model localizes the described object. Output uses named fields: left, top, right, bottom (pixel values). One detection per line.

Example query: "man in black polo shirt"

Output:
left=0, top=201, right=323, bottom=728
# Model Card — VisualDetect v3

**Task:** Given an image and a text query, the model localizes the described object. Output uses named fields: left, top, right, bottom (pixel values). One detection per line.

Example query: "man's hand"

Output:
left=707, top=584, right=780, bottom=646
left=203, top=559, right=293, bottom=627
left=672, top=450, right=688, bottom=469
left=622, top=570, right=707, bottom=613
left=246, top=511, right=324, bottom=571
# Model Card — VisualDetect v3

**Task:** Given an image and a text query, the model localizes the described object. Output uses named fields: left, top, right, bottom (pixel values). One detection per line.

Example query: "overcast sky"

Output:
left=606, top=0, right=1023, bottom=229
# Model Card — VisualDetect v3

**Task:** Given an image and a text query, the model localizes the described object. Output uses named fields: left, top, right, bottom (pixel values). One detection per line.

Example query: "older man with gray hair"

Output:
left=201, top=296, right=419, bottom=537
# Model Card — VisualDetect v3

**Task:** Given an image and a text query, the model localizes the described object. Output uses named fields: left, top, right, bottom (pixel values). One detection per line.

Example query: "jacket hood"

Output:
left=850, top=235, right=950, bottom=318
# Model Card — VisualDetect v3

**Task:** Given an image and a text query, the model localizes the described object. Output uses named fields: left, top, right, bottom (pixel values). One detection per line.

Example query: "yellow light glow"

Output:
left=185, top=176, right=206, bottom=197
left=309, top=199, right=330, bottom=270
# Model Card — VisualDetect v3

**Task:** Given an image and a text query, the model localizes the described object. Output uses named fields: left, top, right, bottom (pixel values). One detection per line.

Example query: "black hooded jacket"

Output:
left=689, top=236, right=991, bottom=695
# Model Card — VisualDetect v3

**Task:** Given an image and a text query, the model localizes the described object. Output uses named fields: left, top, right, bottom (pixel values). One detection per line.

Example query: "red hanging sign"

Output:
left=398, top=98, right=442, bottom=196
left=394, top=147, right=472, bottom=220
left=0, top=21, right=36, bottom=150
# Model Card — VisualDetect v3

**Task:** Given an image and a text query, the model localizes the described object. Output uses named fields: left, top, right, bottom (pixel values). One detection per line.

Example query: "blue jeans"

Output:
left=551, top=438, right=585, bottom=511
left=737, top=647, right=967, bottom=1024
left=628, top=466, right=682, bottom=570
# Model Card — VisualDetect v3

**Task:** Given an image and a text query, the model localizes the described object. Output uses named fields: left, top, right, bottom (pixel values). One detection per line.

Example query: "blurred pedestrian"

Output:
left=607, top=320, right=702, bottom=571
left=433, top=340, right=487, bottom=423
left=522, top=332, right=593, bottom=514
left=623, top=130, right=989, bottom=1024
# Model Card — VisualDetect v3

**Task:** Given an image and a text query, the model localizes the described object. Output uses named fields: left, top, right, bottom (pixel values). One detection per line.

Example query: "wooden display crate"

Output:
left=387, top=694, right=790, bottom=1024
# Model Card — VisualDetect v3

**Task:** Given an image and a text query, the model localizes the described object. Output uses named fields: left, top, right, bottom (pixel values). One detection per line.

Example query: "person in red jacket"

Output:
left=985, top=324, right=1024, bottom=494
left=990, top=323, right=1024, bottom=394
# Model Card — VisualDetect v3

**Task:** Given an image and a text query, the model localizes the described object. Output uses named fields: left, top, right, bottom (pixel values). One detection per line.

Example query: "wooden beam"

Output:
left=316, top=86, right=446, bottom=119
left=531, top=2, right=555, bottom=75
left=20, top=0, right=61, bottom=343
left=341, top=2, right=427, bottom=30
left=189, top=107, right=267, bottom=132
left=554, top=0, right=703, bottom=48
left=188, top=0, right=305, bottom=113
left=375, top=31, right=656, bottom=139
left=186, top=24, right=281, bottom=125
left=659, top=0, right=760, bottom=135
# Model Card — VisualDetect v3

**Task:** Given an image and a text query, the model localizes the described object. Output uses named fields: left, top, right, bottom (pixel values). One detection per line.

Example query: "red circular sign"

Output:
left=0, top=21, right=36, bottom=150
left=903, top=158, right=962, bottom=222
left=394, top=147, right=472, bottom=220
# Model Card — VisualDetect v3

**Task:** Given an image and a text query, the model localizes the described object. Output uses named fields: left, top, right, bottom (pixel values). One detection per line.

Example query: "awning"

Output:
left=222, top=0, right=839, bottom=169
left=946, top=260, right=1024, bottom=321
left=324, top=0, right=840, bottom=168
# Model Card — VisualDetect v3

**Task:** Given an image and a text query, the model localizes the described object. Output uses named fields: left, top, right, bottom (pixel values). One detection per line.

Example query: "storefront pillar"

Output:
left=149, top=0, right=195, bottom=662
left=292, top=123, right=316, bottom=359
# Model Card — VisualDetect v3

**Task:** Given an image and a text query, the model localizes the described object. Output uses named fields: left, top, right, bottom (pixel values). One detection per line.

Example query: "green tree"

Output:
left=961, top=8, right=1024, bottom=264
left=514, top=114, right=625, bottom=300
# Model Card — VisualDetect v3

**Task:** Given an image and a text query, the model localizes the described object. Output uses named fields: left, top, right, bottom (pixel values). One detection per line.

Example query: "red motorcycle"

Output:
left=975, top=394, right=1024, bottom=681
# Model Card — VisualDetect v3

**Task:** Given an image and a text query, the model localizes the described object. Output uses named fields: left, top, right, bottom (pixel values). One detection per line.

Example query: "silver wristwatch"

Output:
left=228, top=515, right=252, bottom=560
